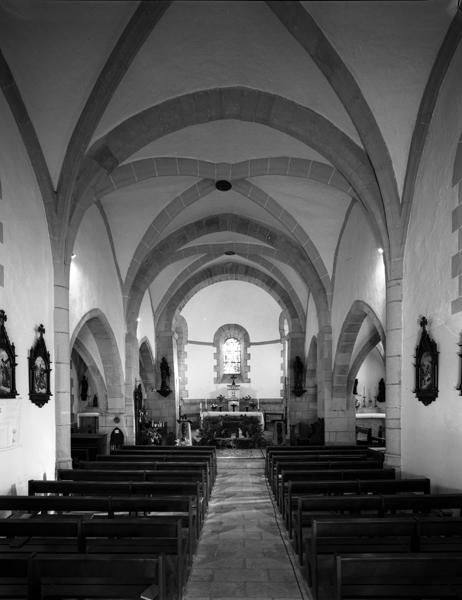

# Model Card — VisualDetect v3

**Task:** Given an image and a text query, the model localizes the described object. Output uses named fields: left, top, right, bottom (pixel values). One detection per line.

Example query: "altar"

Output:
left=200, top=410, right=264, bottom=428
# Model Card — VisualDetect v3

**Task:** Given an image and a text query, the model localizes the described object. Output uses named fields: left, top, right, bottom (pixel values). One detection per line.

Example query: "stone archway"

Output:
left=328, top=301, right=385, bottom=444
left=70, top=309, right=127, bottom=441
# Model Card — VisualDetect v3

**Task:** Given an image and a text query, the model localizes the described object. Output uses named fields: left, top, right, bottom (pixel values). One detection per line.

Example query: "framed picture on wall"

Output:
left=414, top=316, right=438, bottom=406
left=0, top=310, right=18, bottom=399
left=28, top=324, right=52, bottom=408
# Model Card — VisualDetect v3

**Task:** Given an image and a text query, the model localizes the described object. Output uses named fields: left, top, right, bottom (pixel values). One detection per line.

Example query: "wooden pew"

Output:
left=113, top=448, right=217, bottom=481
left=77, top=461, right=211, bottom=499
left=0, top=553, right=34, bottom=599
left=282, top=475, right=428, bottom=525
left=81, top=519, right=186, bottom=600
left=335, top=553, right=462, bottom=599
left=28, top=480, right=198, bottom=544
left=417, top=517, right=462, bottom=551
left=0, top=518, right=182, bottom=599
left=279, top=468, right=395, bottom=523
left=270, top=459, right=383, bottom=492
left=0, top=518, right=81, bottom=554
left=294, top=493, right=462, bottom=567
left=306, top=518, right=418, bottom=599
left=267, top=452, right=381, bottom=487
left=93, top=456, right=213, bottom=494
left=265, top=445, right=364, bottom=475
left=265, top=446, right=378, bottom=478
left=277, top=467, right=396, bottom=508
left=54, top=475, right=206, bottom=531
left=28, top=553, right=165, bottom=600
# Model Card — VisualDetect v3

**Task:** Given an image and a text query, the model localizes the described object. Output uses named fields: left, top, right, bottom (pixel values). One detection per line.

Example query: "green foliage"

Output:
left=200, top=415, right=265, bottom=447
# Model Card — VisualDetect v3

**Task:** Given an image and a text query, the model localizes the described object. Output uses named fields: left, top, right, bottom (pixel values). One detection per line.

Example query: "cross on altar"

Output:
left=227, top=374, right=240, bottom=399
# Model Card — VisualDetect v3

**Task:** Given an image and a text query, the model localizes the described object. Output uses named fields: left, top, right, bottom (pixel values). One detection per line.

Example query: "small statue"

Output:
left=377, top=378, right=386, bottom=403
left=293, top=355, right=306, bottom=397
left=80, top=375, right=88, bottom=402
left=157, top=357, right=171, bottom=397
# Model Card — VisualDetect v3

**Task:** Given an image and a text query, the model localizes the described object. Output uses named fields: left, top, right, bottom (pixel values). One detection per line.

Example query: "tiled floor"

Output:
left=184, top=450, right=312, bottom=600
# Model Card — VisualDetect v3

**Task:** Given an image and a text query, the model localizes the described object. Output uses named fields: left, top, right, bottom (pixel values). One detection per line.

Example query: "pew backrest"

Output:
left=336, top=553, right=462, bottom=599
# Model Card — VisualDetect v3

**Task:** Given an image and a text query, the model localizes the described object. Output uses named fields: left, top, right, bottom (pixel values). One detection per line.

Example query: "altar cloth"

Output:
left=200, top=410, right=264, bottom=427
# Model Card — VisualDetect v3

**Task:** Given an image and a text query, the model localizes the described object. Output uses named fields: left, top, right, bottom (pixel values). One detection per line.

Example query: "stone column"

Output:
left=385, top=259, right=403, bottom=469
left=124, top=329, right=139, bottom=444
left=320, top=323, right=355, bottom=445
left=54, top=260, right=72, bottom=470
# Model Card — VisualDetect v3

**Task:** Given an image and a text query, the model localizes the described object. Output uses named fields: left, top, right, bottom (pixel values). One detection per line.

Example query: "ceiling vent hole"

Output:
left=216, top=180, right=232, bottom=192
left=224, top=251, right=235, bottom=256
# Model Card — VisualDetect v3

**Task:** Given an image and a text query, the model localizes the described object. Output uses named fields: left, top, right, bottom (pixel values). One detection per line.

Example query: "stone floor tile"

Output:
left=183, top=450, right=311, bottom=600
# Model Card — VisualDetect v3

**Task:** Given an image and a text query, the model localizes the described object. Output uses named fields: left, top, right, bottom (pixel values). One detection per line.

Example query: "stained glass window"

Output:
left=223, top=337, right=241, bottom=374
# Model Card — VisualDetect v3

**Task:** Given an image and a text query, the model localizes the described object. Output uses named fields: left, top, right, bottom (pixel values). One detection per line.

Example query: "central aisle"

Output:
left=184, top=449, right=311, bottom=600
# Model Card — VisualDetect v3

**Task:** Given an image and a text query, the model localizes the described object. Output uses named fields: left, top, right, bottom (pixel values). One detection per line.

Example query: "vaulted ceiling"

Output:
left=0, top=0, right=458, bottom=329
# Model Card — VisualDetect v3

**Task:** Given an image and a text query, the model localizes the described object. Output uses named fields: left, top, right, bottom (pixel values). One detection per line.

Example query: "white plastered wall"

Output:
left=69, top=205, right=125, bottom=377
left=0, top=93, right=54, bottom=494
left=331, top=204, right=386, bottom=355
left=137, top=290, right=156, bottom=358
left=402, top=43, right=462, bottom=491
left=304, top=294, right=319, bottom=358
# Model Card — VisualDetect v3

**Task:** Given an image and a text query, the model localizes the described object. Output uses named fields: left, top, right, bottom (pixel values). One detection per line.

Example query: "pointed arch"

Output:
left=70, top=308, right=124, bottom=412
left=332, top=300, right=385, bottom=406
left=69, top=87, right=387, bottom=268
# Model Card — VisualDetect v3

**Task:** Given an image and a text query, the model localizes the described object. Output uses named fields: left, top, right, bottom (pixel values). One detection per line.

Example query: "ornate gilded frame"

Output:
left=28, top=324, right=52, bottom=407
left=414, top=316, right=438, bottom=406
left=0, top=310, right=18, bottom=399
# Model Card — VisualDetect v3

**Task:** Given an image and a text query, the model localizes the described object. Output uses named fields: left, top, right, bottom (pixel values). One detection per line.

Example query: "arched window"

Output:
left=213, top=324, right=250, bottom=383
left=223, top=337, right=241, bottom=375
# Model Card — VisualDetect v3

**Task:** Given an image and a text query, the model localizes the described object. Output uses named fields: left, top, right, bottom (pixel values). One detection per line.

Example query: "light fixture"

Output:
left=136, top=317, right=141, bottom=322
left=71, top=253, right=77, bottom=260
left=377, top=248, right=384, bottom=255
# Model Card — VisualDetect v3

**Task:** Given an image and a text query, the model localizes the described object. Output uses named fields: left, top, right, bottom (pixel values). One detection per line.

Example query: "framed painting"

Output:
left=29, top=324, right=52, bottom=407
left=0, top=310, right=18, bottom=399
left=414, top=316, right=438, bottom=406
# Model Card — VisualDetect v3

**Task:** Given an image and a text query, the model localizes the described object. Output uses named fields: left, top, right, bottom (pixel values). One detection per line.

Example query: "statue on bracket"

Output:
left=413, top=316, right=438, bottom=406
left=0, top=310, right=18, bottom=399
left=157, top=356, right=171, bottom=397
left=293, top=355, right=306, bottom=397
left=28, top=324, right=52, bottom=408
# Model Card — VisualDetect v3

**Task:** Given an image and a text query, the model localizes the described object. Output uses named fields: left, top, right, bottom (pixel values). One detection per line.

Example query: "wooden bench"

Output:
left=278, top=467, right=395, bottom=517
left=294, top=493, right=462, bottom=567
left=267, top=452, right=381, bottom=486
left=77, top=461, right=212, bottom=499
left=97, top=455, right=215, bottom=487
left=265, top=445, right=366, bottom=477
left=283, top=476, right=429, bottom=529
left=335, top=553, right=462, bottom=599
left=269, top=459, right=383, bottom=493
left=113, top=449, right=217, bottom=482
left=0, top=553, right=34, bottom=599
left=28, top=553, right=165, bottom=599
left=306, top=518, right=419, bottom=599
left=55, top=475, right=205, bottom=532
left=0, top=517, right=183, bottom=599
left=28, top=480, right=199, bottom=544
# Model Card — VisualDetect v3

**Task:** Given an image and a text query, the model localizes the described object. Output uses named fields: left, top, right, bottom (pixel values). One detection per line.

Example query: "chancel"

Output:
left=1, top=1, right=462, bottom=597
